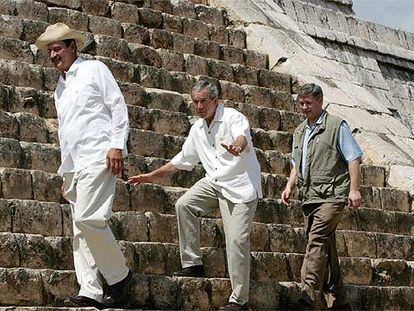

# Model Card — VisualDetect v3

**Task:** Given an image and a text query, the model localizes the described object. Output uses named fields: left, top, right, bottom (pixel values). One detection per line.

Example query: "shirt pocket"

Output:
left=310, top=175, right=335, bottom=199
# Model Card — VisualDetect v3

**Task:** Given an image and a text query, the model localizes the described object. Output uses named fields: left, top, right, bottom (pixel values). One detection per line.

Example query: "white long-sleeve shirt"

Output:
left=171, top=104, right=262, bottom=203
left=54, top=58, right=129, bottom=175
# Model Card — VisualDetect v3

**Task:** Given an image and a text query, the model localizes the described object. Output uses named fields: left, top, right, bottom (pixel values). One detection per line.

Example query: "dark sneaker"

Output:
left=173, top=265, right=205, bottom=277
left=64, top=295, right=102, bottom=309
left=218, top=302, right=248, bottom=310
left=102, top=270, right=133, bottom=307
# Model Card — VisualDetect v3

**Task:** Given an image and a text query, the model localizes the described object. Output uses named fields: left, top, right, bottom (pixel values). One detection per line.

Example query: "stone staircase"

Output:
left=0, top=0, right=414, bottom=309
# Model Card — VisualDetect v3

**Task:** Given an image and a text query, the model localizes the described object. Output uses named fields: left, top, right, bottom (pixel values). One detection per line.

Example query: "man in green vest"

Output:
left=281, top=83, right=362, bottom=310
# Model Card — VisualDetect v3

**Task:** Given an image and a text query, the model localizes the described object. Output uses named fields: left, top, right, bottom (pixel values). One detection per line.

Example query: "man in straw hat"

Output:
left=36, top=23, right=132, bottom=308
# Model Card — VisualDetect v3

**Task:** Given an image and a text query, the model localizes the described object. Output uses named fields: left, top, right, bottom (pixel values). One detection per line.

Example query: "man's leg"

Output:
left=299, top=202, right=345, bottom=308
left=72, top=162, right=129, bottom=287
left=218, top=196, right=257, bottom=306
left=176, top=178, right=218, bottom=268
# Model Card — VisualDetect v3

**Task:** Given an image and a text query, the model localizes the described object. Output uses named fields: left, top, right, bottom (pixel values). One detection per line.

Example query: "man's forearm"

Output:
left=150, top=162, right=178, bottom=179
left=348, top=158, right=361, bottom=191
left=286, top=166, right=297, bottom=190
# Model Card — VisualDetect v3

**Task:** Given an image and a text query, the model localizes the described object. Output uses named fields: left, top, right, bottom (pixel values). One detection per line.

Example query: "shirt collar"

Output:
left=58, top=57, right=83, bottom=82
left=306, top=110, right=326, bottom=129
left=199, top=104, right=224, bottom=128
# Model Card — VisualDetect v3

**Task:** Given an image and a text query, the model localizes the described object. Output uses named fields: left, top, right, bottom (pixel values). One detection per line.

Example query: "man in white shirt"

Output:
left=128, top=80, right=262, bottom=311
left=35, top=23, right=131, bottom=308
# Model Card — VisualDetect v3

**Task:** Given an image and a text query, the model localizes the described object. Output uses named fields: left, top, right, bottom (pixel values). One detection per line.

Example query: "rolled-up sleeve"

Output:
left=337, top=121, right=363, bottom=163
left=96, top=62, right=129, bottom=150
left=170, top=131, right=200, bottom=171
left=230, top=112, right=252, bottom=143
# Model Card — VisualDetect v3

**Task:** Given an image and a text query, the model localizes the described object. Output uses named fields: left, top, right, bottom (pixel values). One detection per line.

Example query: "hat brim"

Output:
left=35, top=29, right=86, bottom=49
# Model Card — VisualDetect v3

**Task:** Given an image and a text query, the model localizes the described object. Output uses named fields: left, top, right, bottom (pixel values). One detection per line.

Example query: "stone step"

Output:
left=1, top=231, right=413, bottom=288
left=1, top=268, right=414, bottom=310
left=1, top=198, right=414, bottom=260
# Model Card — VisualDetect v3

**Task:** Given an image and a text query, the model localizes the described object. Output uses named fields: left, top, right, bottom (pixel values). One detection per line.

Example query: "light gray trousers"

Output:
left=175, top=177, right=257, bottom=305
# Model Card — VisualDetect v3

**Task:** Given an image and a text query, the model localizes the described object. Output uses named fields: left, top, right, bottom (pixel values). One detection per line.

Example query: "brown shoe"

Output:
left=102, top=270, right=133, bottom=308
left=173, top=265, right=205, bottom=277
left=218, top=302, right=247, bottom=310
left=64, top=295, right=102, bottom=309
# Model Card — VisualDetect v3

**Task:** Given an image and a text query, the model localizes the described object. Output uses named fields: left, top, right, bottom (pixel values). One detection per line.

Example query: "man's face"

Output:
left=191, top=88, right=218, bottom=121
left=298, top=94, right=323, bottom=123
left=47, top=40, right=77, bottom=73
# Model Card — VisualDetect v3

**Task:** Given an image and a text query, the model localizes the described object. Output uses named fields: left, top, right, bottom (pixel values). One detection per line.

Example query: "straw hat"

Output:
left=35, top=23, right=85, bottom=49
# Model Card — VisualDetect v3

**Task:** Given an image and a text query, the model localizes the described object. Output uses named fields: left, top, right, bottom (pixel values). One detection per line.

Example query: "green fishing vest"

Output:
left=292, top=112, right=350, bottom=205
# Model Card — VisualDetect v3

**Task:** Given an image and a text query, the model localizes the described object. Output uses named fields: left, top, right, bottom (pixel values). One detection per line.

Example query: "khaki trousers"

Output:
left=300, top=202, right=349, bottom=308
left=176, top=178, right=257, bottom=305
left=63, top=161, right=129, bottom=302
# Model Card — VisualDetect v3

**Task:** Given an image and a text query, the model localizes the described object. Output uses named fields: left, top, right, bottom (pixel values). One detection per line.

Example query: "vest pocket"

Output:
left=310, top=175, right=335, bottom=199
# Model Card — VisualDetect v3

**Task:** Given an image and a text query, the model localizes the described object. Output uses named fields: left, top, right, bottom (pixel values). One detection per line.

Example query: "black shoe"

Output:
left=173, top=265, right=205, bottom=277
left=328, top=302, right=352, bottom=311
left=102, top=270, right=133, bottom=307
left=287, top=298, right=314, bottom=310
left=218, top=302, right=247, bottom=310
left=64, top=295, right=102, bottom=309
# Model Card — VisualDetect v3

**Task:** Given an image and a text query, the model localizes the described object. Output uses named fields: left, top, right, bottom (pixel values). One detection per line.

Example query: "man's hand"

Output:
left=127, top=173, right=154, bottom=186
left=221, top=143, right=243, bottom=156
left=348, top=189, right=361, bottom=210
left=106, top=148, right=123, bottom=176
left=281, top=187, right=292, bottom=205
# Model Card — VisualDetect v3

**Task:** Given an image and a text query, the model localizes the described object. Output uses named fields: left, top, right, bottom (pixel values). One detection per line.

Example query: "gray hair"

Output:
left=298, top=83, right=323, bottom=99
left=192, top=80, right=219, bottom=100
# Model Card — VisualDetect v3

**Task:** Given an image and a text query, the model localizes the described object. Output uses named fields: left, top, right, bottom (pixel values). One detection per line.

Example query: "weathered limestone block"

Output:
left=219, top=80, right=245, bottom=102
left=340, top=257, right=372, bottom=285
left=46, top=0, right=81, bottom=10
left=0, top=199, right=13, bottom=232
left=162, top=13, right=183, bottom=33
left=195, top=4, right=225, bottom=26
left=16, top=234, right=55, bottom=269
left=94, top=35, right=131, bottom=62
left=184, top=53, right=208, bottom=76
left=112, top=179, right=130, bottom=212
left=111, top=2, right=139, bottom=24
left=15, top=112, right=49, bottom=143
left=285, top=253, right=304, bottom=281
left=42, top=67, right=60, bottom=92
left=0, top=268, right=44, bottom=305
left=41, top=269, right=78, bottom=305
left=172, top=32, right=195, bottom=54
left=138, top=7, right=163, bottom=28
left=221, top=46, right=244, bottom=65
left=149, top=29, right=173, bottom=50
left=269, top=224, right=305, bottom=253
left=147, top=212, right=178, bottom=244
left=207, top=59, right=234, bottom=81
left=176, top=277, right=211, bottom=310
left=130, top=183, right=168, bottom=213
left=232, top=101, right=259, bottom=128
left=209, top=25, right=228, bottom=45
left=337, top=208, right=358, bottom=231
left=232, top=64, right=258, bottom=86
left=258, top=69, right=291, bottom=93
left=0, top=111, right=18, bottom=139
left=0, top=60, right=43, bottom=89
left=158, top=48, right=185, bottom=72
left=228, top=28, right=246, bottom=49
left=202, top=218, right=223, bottom=248
left=202, top=247, right=226, bottom=277
left=46, top=236, right=73, bottom=269
left=0, top=232, right=19, bottom=267
left=341, top=230, right=376, bottom=258
left=123, top=23, right=149, bottom=44
left=267, top=130, right=293, bottom=154
left=244, top=49, right=268, bottom=69
left=251, top=128, right=272, bottom=152
left=13, top=200, right=62, bottom=236
left=259, top=107, right=281, bottom=131
left=376, top=233, right=414, bottom=260
left=146, top=87, right=185, bottom=112
left=146, top=0, right=173, bottom=14
left=61, top=204, right=72, bottom=237
left=0, top=138, right=23, bottom=168
left=182, top=18, right=209, bottom=39
left=164, top=134, right=184, bottom=159
left=48, top=8, right=88, bottom=31
left=119, top=82, right=146, bottom=107
left=163, top=243, right=181, bottom=276
left=280, top=111, right=303, bottom=131
left=262, top=172, right=287, bottom=199
left=22, top=20, right=48, bottom=45
left=135, top=241, right=166, bottom=274
left=129, top=43, right=162, bottom=67
left=194, top=38, right=221, bottom=59
left=127, top=105, right=151, bottom=131
left=82, top=0, right=110, bottom=17
left=360, top=164, right=385, bottom=187
left=251, top=252, right=289, bottom=282
left=0, top=168, right=32, bottom=199
left=360, top=186, right=381, bottom=209
left=172, top=1, right=196, bottom=19
left=20, top=142, right=60, bottom=173
left=128, top=128, right=165, bottom=157
left=249, top=280, right=280, bottom=310
left=149, top=109, right=190, bottom=136
left=149, top=275, right=180, bottom=309
left=379, top=187, right=411, bottom=212
left=210, top=278, right=232, bottom=308
left=0, top=37, right=33, bottom=63
left=373, top=259, right=410, bottom=286
left=250, top=222, right=269, bottom=252
left=243, top=85, right=273, bottom=108
left=265, top=150, right=290, bottom=175
left=89, top=16, right=123, bottom=38
left=96, top=57, right=135, bottom=83
left=137, top=64, right=173, bottom=90
left=0, top=15, right=23, bottom=39
left=124, top=273, right=151, bottom=308
left=44, top=118, right=58, bottom=145
left=112, top=211, right=148, bottom=242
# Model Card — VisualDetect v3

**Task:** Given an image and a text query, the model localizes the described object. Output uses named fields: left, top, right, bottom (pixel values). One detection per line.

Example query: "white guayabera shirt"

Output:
left=171, top=104, right=263, bottom=203
left=54, top=57, right=129, bottom=175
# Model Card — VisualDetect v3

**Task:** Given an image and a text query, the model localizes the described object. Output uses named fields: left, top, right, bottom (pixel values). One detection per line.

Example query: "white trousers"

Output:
left=176, top=178, right=257, bottom=305
left=63, top=161, right=129, bottom=302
